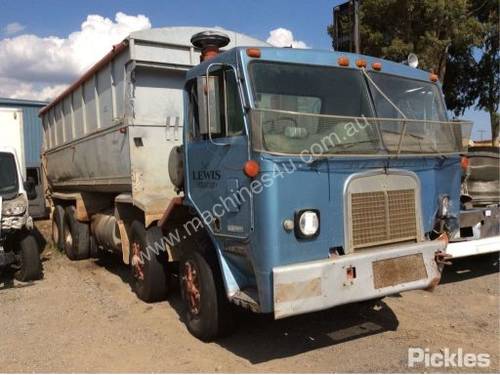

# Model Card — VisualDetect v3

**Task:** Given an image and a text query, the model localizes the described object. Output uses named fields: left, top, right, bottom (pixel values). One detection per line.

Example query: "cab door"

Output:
left=185, top=66, right=253, bottom=238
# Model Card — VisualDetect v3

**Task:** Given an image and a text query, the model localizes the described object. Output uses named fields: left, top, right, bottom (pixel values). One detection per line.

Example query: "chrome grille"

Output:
left=351, top=189, right=418, bottom=249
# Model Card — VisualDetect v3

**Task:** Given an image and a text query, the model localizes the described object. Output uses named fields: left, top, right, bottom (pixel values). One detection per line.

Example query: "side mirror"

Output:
left=24, top=177, right=37, bottom=200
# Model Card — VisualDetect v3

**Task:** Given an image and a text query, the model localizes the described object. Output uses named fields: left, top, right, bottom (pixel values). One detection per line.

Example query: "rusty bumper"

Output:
left=272, top=240, right=445, bottom=319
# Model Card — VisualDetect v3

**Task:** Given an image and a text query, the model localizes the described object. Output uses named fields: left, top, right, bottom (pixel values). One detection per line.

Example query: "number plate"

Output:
left=372, top=254, right=427, bottom=289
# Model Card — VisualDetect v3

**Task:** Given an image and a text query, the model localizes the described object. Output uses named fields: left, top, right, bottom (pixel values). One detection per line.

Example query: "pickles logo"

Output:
left=408, top=348, right=490, bottom=368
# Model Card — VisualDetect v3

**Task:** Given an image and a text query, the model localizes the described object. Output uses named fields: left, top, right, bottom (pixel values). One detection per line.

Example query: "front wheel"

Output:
left=179, top=245, right=235, bottom=341
left=129, top=221, right=169, bottom=302
left=15, top=233, right=42, bottom=281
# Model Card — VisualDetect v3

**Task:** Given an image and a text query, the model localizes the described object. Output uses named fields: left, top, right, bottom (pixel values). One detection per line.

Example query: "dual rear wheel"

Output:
left=52, top=204, right=92, bottom=260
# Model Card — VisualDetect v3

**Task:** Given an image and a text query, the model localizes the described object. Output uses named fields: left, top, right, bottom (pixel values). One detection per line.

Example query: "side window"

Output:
left=224, top=70, right=245, bottom=136
left=192, top=68, right=245, bottom=140
left=26, top=168, right=40, bottom=185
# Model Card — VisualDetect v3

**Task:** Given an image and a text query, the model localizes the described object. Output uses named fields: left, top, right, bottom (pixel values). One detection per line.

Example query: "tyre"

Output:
left=179, top=234, right=236, bottom=341
left=15, top=233, right=42, bottom=281
left=89, top=235, right=100, bottom=258
left=63, top=205, right=90, bottom=260
left=52, top=204, right=65, bottom=250
left=129, top=221, right=169, bottom=302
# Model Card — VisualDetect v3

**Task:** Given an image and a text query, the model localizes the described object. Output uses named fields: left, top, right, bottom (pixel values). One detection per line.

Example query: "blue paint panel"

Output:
left=248, top=155, right=460, bottom=311
left=0, top=98, right=46, bottom=168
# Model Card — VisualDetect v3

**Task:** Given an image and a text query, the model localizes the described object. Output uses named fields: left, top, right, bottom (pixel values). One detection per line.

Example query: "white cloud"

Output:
left=0, top=77, right=67, bottom=102
left=266, top=28, right=308, bottom=49
left=0, top=12, right=151, bottom=101
left=3, top=22, right=26, bottom=35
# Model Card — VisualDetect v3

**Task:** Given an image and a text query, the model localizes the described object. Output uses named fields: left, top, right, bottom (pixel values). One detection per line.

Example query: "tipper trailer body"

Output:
left=41, top=27, right=473, bottom=340
left=40, top=27, right=268, bottom=264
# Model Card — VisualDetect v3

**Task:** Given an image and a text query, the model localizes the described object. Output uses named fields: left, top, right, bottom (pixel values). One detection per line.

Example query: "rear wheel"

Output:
left=52, top=204, right=65, bottom=250
left=179, top=234, right=236, bottom=341
left=129, top=221, right=169, bottom=302
left=63, top=205, right=90, bottom=260
left=15, top=233, right=42, bottom=281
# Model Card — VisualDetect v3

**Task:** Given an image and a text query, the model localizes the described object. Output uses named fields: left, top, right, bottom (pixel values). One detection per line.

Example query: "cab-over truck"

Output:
left=41, top=27, right=471, bottom=341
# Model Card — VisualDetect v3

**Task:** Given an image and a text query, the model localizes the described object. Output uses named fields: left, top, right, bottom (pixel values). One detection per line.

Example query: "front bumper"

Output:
left=272, top=240, right=444, bottom=319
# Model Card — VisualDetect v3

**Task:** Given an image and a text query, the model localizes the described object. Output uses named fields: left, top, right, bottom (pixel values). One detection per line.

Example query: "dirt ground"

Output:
left=0, top=220, right=499, bottom=373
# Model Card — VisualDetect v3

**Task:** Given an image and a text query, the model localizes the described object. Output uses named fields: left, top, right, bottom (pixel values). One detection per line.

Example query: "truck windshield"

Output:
left=249, top=61, right=380, bottom=154
left=248, top=61, right=470, bottom=155
left=367, top=72, right=446, bottom=121
left=0, top=152, right=19, bottom=198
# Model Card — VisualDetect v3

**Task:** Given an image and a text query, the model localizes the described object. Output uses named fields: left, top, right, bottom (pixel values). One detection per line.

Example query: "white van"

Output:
left=1, top=109, right=41, bottom=281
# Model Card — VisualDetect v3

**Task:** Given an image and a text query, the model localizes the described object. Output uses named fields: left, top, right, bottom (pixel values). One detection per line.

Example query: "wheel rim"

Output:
left=182, top=260, right=201, bottom=315
left=131, top=242, right=145, bottom=281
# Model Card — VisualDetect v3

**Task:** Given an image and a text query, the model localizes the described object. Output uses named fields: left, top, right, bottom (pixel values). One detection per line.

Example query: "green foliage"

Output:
left=327, top=0, right=499, bottom=141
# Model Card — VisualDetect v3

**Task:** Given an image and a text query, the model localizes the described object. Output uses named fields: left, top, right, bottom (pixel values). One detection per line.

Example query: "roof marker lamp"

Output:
left=294, top=209, right=320, bottom=239
left=338, top=56, right=349, bottom=67
left=246, top=48, right=261, bottom=58
left=355, top=59, right=367, bottom=68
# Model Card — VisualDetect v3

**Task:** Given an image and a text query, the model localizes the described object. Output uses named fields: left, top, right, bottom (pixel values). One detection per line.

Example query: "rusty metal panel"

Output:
left=274, top=278, right=322, bottom=304
left=372, top=253, right=427, bottom=289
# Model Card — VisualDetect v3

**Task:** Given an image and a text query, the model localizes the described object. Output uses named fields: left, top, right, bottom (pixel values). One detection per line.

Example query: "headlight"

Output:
left=295, top=209, right=320, bottom=239
left=1, top=195, right=27, bottom=216
left=438, top=195, right=450, bottom=218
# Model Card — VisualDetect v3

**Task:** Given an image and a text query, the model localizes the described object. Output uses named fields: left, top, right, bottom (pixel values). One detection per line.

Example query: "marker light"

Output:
left=355, top=59, right=367, bottom=68
left=461, top=156, right=469, bottom=172
left=243, top=160, right=260, bottom=178
left=246, top=48, right=261, bottom=58
left=338, top=56, right=350, bottom=66
left=372, top=62, right=382, bottom=71
left=429, top=73, right=439, bottom=82
left=294, top=209, right=320, bottom=239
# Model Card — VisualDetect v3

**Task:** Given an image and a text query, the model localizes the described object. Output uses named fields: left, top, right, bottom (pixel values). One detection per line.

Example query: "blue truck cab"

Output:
left=166, top=31, right=471, bottom=340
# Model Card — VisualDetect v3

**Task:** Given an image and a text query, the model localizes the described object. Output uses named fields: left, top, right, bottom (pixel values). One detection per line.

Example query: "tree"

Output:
left=444, top=0, right=499, bottom=144
left=471, top=0, right=499, bottom=143
left=327, top=0, right=499, bottom=142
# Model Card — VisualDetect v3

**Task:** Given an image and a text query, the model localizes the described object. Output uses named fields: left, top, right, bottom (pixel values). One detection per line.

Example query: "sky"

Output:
left=0, top=0, right=492, bottom=140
